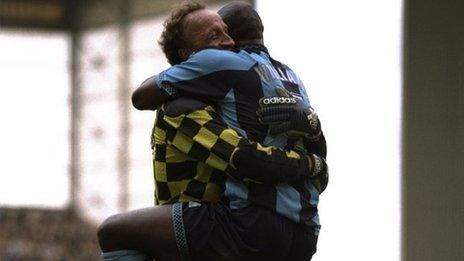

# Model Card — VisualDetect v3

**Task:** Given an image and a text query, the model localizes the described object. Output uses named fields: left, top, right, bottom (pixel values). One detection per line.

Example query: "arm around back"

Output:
left=132, top=75, right=169, bottom=111
left=162, top=97, right=317, bottom=185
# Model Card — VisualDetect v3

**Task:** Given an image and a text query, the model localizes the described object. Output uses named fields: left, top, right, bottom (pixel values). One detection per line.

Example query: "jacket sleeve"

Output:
left=162, top=97, right=313, bottom=184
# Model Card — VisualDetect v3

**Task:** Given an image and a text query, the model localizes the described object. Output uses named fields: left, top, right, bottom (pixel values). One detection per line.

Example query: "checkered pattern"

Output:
left=152, top=105, right=237, bottom=204
left=172, top=202, right=191, bottom=261
left=151, top=103, right=308, bottom=205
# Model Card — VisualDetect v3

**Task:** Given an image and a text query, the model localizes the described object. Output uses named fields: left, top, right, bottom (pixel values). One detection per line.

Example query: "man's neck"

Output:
left=235, top=39, right=264, bottom=48
left=236, top=40, right=269, bottom=55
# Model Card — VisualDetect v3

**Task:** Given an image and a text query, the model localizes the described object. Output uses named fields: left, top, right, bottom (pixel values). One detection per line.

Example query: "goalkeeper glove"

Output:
left=257, top=88, right=322, bottom=141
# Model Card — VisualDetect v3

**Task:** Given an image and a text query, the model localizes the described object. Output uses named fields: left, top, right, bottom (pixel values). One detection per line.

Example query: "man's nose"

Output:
left=220, top=34, right=235, bottom=49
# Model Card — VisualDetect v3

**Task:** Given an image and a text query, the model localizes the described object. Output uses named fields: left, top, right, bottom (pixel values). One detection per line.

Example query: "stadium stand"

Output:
left=0, top=207, right=100, bottom=260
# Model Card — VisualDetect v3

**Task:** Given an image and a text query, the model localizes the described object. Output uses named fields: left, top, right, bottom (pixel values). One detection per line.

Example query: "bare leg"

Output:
left=97, top=205, right=180, bottom=261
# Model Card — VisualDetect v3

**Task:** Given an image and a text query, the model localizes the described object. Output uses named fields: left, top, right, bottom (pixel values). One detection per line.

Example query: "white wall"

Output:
left=257, top=1, right=402, bottom=260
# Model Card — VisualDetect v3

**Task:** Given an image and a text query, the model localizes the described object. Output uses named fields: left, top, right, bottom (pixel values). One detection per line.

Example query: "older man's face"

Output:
left=180, top=9, right=235, bottom=59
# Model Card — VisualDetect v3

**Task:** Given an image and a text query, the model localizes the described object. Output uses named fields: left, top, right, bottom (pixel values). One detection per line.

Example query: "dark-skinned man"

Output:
left=98, top=2, right=328, bottom=261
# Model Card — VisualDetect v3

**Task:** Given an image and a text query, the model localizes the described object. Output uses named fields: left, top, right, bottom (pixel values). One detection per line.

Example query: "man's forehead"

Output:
left=184, top=9, right=223, bottom=30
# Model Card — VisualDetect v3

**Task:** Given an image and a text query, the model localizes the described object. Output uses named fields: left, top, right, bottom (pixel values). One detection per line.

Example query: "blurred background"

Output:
left=0, top=0, right=462, bottom=260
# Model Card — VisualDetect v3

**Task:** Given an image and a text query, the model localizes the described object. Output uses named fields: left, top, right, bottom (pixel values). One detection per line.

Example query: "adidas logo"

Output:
left=262, top=97, right=297, bottom=105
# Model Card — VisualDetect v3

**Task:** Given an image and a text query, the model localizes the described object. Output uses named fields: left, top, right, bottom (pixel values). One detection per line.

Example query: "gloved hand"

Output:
left=257, top=88, right=322, bottom=141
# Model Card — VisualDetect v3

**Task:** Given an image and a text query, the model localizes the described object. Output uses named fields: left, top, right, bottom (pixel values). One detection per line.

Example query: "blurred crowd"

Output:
left=0, top=207, right=101, bottom=260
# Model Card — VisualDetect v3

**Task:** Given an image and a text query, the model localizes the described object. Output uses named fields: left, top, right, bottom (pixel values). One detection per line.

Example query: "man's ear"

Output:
left=178, top=48, right=191, bottom=61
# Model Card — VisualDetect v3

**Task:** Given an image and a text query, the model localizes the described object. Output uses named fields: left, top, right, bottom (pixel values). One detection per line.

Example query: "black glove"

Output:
left=257, top=88, right=321, bottom=141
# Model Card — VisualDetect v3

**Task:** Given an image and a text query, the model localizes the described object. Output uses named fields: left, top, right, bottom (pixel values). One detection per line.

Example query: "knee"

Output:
left=97, top=214, right=124, bottom=251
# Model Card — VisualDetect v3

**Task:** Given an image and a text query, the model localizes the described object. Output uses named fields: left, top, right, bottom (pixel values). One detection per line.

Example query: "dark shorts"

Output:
left=171, top=202, right=318, bottom=261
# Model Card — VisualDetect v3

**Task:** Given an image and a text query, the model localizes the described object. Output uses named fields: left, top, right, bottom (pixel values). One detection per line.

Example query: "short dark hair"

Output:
left=158, top=1, right=206, bottom=65
left=218, top=2, right=263, bottom=43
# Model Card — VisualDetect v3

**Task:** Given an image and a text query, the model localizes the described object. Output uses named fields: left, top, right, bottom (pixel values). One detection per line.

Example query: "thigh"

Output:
left=98, top=205, right=180, bottom=260
left=233, top=205, right=293, bottom=261
left=287, top=227, right=318, bottom=261
left=183, top=203, right=295, bottom=261
left=232, top=205, right=317, bottom=261
left=181, top=202, right=245, bottom=261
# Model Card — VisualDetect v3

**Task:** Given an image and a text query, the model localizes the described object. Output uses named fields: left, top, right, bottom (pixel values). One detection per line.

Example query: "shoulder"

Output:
left=272, top=58, right=296, bottom=75
left=164, top=97, right=210, bottom=117
left=272, top=58, right=303, bottom=83
left=188, top=48, right=256, bottom=71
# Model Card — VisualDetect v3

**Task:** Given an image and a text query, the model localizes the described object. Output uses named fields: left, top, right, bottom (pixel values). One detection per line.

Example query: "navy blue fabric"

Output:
left=154, top=46, right=320, bottom=232
left=181, top=202, right=318, bottom=261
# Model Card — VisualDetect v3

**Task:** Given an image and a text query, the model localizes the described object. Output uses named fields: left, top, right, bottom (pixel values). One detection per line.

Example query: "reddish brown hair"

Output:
left=158, top=1, right=206, bottom=65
